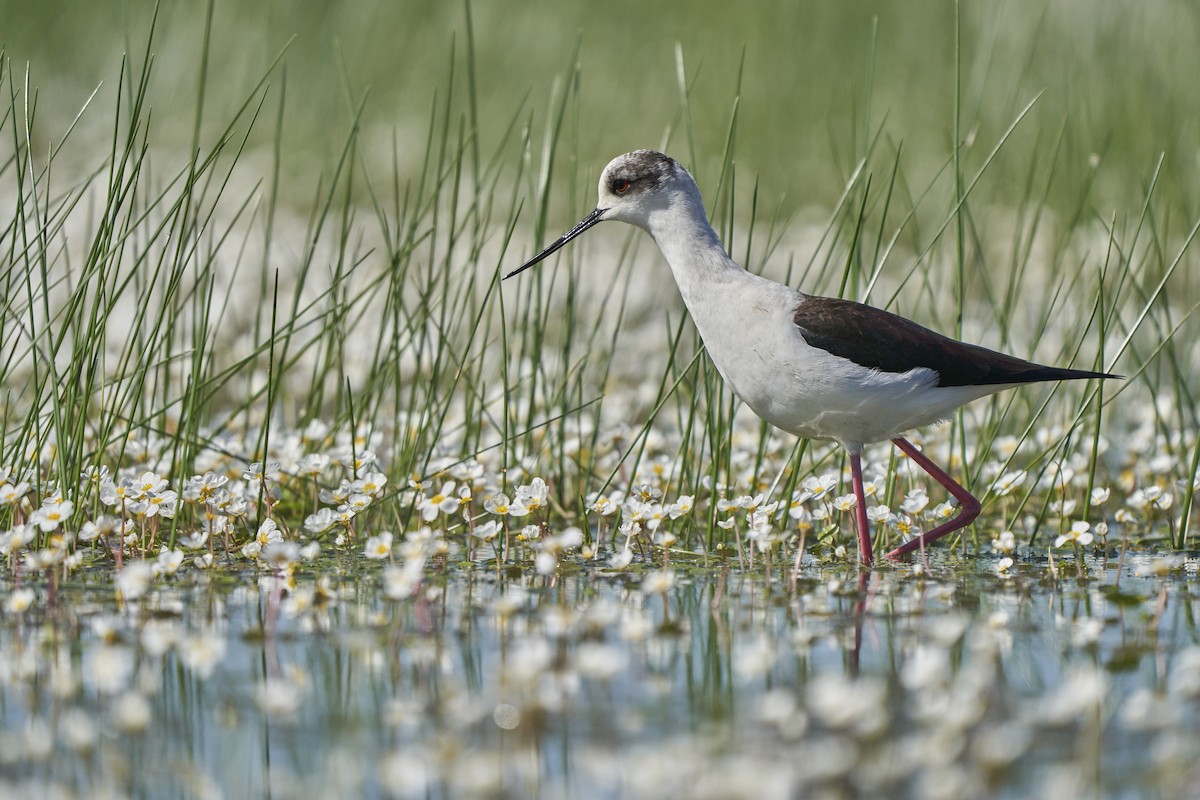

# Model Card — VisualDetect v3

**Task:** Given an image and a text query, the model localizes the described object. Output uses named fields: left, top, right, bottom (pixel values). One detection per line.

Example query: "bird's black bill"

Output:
left=503, top=207, right=606, bottom=280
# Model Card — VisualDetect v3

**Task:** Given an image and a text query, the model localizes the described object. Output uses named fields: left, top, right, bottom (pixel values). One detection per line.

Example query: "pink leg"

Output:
left=885, top=436, right=982, bottom=558
left=849, top=453, right=874, bottom=565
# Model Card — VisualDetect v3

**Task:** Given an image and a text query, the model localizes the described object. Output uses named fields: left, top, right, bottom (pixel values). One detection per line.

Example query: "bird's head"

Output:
left=504, top=150, right=695, bottom=280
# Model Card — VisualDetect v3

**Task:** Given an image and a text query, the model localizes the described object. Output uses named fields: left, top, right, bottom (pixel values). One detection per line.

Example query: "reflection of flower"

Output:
left=641, top=569, right=676, bottom=594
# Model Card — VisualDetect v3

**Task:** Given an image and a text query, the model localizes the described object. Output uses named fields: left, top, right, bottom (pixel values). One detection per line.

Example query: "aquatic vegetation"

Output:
left=2, top=2, right=1200, bottom=797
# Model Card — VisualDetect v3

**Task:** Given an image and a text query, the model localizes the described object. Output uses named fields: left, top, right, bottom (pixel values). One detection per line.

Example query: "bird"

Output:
left=504, top=150, right=1117, bottom=563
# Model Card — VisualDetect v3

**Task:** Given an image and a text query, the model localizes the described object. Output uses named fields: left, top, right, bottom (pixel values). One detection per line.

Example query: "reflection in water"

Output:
left=1, top=554, right=1199, bottom=798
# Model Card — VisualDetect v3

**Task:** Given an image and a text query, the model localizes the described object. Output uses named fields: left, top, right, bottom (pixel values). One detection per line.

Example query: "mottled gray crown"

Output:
left=605, top=150, right=677, bottom=195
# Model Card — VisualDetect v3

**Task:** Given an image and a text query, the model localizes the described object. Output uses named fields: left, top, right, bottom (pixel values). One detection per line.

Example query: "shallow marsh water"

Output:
left=2, top=551, right=1198, bottom=799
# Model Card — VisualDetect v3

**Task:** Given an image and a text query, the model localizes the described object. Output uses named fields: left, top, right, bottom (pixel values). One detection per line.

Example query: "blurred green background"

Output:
left=4, top=0, right=1199, bottom=214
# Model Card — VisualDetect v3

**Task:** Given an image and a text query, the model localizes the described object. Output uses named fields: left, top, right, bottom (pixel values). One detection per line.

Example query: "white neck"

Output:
left=643, top=195, right=745, bottom=309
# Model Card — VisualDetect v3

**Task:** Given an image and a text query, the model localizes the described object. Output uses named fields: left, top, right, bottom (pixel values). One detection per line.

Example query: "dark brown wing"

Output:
left=793, top=295, right=1117, bottom=387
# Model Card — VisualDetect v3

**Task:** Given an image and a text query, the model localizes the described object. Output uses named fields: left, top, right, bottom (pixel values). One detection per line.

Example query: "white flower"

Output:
left=608, top=548, right=634, bottom=570
left=801, top=473, right=837, bottom=501
left=473, top=520, right=502, bottom=541
left=992, top=531, right=1017, bottom=554
left=30, top=499, right=74, bottom=532
left=0, top=481, right=30, bottom=505
left=543, top=527, right=583, bottom=553
left=0, top=524, right=36, bottom=555
left=832, top=494, right=857, bottom=512
left=900, top=488, right=929, bottom=515
left=588, top=493, right=621, bottom=516
left=364, top=532, right=394, bottom=560
left=133, top=471, right=168, bottom=498
left=179, top=531, right=209, bottom=550
left=991, top=470, right=1027, bottom=497
left=257, top=519, right=284, bottom=546
left=535, top=552, right=558, bottom=575
left=296, top=453, right=330, bottom=477
left=866, top=505, right=892, bottom=524
left=667, top=496, right=694, bottom=518
left=354, top=471, right=387, bottom=497
left=484, top=493, right=511, bottom=515
left=931, top=501, right=957, bottom=521
left=417, top=482, right=460, bottom=521
left=642, top=503, right=667, bottom=530
left=304, top=508, right=337, bottom=533
left=512, top=477, right=549, bottom=516
left=153, top=548, right=185, bottom=576
left=182, top=472, right=229, bottom=503
left=1054, top=521, right=1094, bottom=548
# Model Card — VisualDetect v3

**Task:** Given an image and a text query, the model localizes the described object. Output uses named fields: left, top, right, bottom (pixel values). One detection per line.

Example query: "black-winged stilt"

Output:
left=505, top=150, right=1117, bottom=563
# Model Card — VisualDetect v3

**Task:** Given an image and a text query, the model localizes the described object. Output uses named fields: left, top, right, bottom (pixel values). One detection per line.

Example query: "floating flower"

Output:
left=992, top=530, right=1017, bottom=554
left=608, top=548, right=634, bottom=570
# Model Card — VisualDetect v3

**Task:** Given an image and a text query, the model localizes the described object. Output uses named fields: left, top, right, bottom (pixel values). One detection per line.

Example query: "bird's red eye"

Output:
left=613, top=179, right=630, bottom=194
